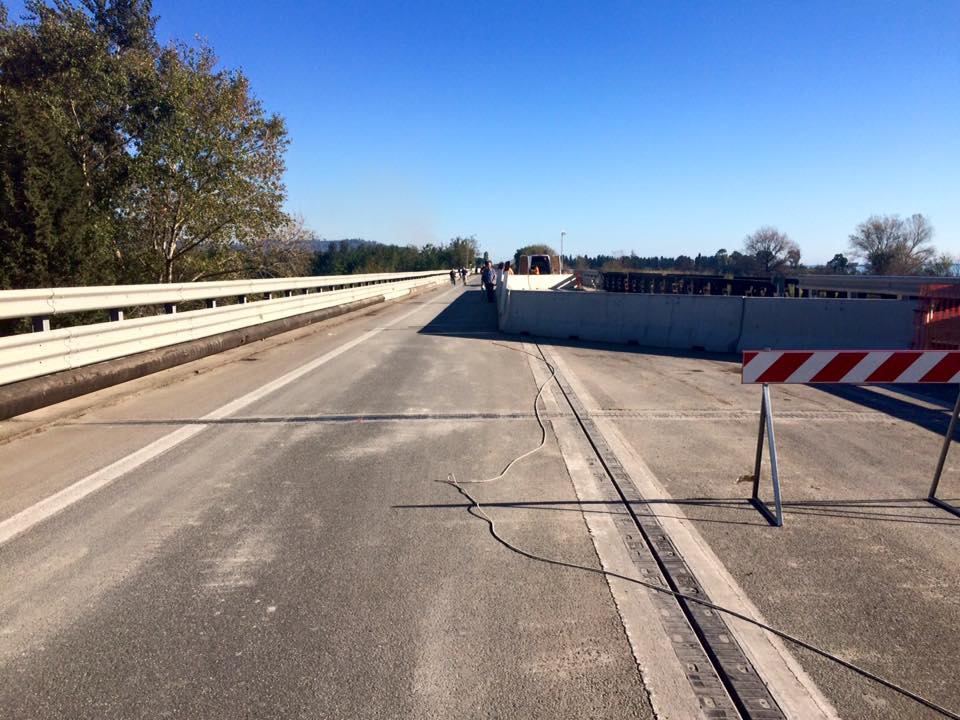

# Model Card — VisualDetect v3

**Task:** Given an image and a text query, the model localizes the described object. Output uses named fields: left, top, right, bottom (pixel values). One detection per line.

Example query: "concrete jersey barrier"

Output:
left=497, top=276, right=918, bottom=352
left=738, top=297, right=916, bottom=351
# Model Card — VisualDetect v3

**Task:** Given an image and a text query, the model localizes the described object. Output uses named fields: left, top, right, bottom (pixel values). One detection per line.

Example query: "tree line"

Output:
left=529, top=213, right=955, bottom=277
left=311, top=237, right=478, bottom=275
left=0, top=0, right=309, bottom=290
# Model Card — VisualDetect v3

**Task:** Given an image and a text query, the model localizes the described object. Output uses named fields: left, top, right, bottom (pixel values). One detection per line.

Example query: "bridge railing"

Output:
left=0, top=271, right=449, bottom=386
left=0, top=271, right=446, bottom=326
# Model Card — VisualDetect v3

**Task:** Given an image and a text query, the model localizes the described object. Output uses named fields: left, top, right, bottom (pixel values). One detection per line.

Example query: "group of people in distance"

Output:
left=479, top=259, right=514, bottom=303
left=449, top=259, right=521, bottom=303
left=449, top=267, right=469, bottom=285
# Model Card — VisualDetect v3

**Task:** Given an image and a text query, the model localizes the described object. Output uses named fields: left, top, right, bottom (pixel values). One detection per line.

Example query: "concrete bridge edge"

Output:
left=0, top=284, right=442, bottom=422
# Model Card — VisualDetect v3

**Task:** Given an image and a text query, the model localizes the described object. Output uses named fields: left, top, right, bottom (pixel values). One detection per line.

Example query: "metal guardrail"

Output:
left=0, top=272, right=448, bottom=386
left=580, top=270, right=960, bottom=299
left=798, top=274, right=960, bottom=298
left=0, top=271, right=445, bottom=322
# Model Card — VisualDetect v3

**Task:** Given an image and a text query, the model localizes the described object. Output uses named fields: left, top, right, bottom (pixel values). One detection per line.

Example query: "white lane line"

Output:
left=524, top=349, right=704, bottom=720
left=541, top=346, right=839, bottom=720
left=0, top=285, right=454, bottom=547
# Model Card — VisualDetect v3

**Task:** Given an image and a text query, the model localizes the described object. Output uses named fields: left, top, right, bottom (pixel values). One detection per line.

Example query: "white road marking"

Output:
left=542, top=346, right=839, bottom=720
left=526, top=350, right=705, bottom=719
left=0, top=286, right=454, bottom=547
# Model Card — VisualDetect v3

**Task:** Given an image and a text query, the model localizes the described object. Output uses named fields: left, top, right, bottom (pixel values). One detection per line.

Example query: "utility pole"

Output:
left=560, top=231, right=566, bottom=273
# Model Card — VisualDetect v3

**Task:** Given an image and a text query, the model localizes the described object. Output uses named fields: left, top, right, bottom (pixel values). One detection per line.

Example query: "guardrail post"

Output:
left=284, top=290, right=294, bottom=297
left=164, top=303, right=177, bottom=314
left=109, top=309, right=124, bottom=322
left=32, top=316, right=51, bottom=332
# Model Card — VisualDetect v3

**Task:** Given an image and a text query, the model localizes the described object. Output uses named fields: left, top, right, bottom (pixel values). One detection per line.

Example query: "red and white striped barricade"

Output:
left=742, top=350, right=960, bottom=527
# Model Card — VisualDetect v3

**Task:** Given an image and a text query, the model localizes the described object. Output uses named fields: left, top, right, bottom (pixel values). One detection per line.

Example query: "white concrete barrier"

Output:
left=739, top=297, right=917, bottom=350
left=502, top=274, right=575, bottom=291
left=498, top=278, right=919, bottom=352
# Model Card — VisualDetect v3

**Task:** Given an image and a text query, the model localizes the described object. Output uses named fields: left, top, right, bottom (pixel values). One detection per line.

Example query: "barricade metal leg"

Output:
left=751, top=384, right=784, bottom=527
left=928, top=391, right=960, bottom=518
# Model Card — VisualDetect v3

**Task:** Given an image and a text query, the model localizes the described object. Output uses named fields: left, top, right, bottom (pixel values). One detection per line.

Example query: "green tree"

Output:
left=513, top=244, right=557, bottom=268
left=119, top=43, right=288, bottom=282
left=825, top=253, right=850, bottom=274
left=924, top=253, right=956, bottom=277
left=447, top=235, right=477, bottom=268
left=713, top=248, right=728, bottom=273
left=0, top=0, right=292, bottom=289
left=728, top=251, right=758, bottom=275
left=0, top=0, right=159, bottom=288
left=310, top=237, right=478, bottom=275
left=786, top=245, right=801, bottom=270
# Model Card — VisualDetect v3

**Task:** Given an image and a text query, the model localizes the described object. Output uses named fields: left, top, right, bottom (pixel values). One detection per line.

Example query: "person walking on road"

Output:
left=459, top=267, right=468, bottom=284
left=481, top=260, right=497, bottom=303
left=449, top=269, right=457, bottom=284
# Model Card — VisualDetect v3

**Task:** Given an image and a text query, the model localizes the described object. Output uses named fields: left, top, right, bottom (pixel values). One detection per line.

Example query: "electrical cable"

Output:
left=436, top=341, right=960, bottom=720
left=451, top=344, right=557, bottom=487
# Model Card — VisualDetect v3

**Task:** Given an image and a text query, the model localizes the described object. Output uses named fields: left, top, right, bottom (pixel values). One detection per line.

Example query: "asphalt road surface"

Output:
left=0, top=285, right=651, bottom=720
left=1, top=282, right=958, bottom=719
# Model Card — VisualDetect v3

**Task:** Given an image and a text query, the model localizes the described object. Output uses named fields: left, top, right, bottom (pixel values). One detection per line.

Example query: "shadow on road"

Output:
left=419, top=288, right=744, bottom=366
left=393, top=496, right=960, bottom=527
left=815, top=383, right=959, bottom=438
left=417, top=285, right=502, bottom=338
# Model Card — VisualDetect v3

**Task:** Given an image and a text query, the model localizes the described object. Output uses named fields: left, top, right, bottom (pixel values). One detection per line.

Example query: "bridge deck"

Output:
left=0, top=282, right=957, bottom=719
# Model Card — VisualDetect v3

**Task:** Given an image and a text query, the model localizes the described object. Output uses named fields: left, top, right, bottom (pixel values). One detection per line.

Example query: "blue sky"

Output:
left=7, top=1, right=959, bottom=263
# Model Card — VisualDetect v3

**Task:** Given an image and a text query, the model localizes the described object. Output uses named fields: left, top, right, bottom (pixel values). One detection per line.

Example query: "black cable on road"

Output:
left=438, top=340, right=960, bottom=720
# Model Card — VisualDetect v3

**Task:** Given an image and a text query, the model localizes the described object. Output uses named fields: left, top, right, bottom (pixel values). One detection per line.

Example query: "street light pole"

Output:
left=560, top=231, right=566, bottom=273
